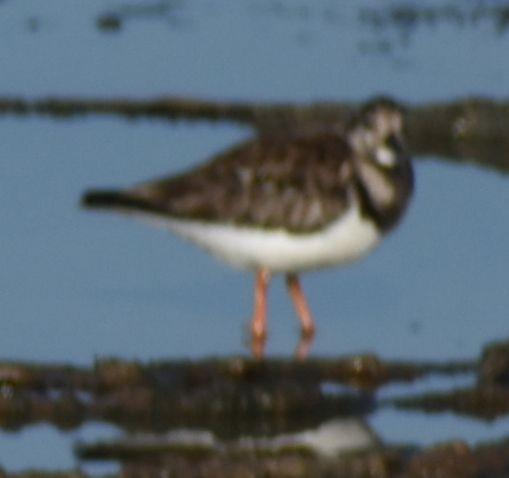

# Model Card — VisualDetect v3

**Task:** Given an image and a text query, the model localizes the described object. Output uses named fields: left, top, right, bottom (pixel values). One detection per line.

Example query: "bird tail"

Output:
left=81, top=189, right=147, bottom=211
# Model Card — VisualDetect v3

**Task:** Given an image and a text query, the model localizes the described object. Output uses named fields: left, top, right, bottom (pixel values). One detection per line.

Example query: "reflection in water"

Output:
left=76, top=419, right=379, bottom=460
left=4, top=349, right=508, bottom=476
left=278, top=418, right=379, bottom=456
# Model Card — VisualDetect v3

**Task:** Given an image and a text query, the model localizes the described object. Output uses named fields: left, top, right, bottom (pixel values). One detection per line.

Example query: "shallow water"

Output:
left=1, top=0, right=509, bottom=471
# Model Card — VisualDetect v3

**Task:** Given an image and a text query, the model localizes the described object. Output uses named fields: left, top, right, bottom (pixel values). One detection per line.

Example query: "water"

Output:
left=1, top=0, right=509, bottom=471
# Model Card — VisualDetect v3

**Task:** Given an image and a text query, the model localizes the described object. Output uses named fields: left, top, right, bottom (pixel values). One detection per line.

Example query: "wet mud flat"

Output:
left=2, top=95, right=509, bottom=173
left=1, top=339, right=509, bottom=477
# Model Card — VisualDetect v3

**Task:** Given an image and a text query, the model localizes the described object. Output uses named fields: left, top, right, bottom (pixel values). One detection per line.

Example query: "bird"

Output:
left=81, top=97, right=414, bottom=358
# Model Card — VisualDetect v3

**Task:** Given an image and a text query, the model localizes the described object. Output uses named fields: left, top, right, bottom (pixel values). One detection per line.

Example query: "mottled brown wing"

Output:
left=130, top=132, right=355, bottom=233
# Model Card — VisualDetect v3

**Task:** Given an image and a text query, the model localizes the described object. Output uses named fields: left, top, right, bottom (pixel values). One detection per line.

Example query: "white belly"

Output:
left=154, top=202, right=381, bottom=273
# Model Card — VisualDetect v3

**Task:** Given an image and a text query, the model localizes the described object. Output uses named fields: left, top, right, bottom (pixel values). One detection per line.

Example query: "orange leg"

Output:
left=286, top=273, right=315, bottom=359
left=250, top=267, right=271, bottom=359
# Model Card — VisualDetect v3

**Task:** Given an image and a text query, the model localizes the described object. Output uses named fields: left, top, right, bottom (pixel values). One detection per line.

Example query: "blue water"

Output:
left=1, top=0, right=509, bottom=471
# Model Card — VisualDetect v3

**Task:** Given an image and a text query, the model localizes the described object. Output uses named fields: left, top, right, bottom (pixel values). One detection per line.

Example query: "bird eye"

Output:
left=385, top=133, right=404, bottom=153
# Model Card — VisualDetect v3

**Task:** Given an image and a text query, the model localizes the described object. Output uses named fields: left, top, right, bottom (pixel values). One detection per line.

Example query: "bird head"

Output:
left=347, top=97, right=408, bottom=169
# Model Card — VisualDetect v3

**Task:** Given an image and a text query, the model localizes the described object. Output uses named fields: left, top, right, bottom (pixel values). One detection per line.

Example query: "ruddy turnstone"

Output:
left=82, top=97, right=413, bottom=358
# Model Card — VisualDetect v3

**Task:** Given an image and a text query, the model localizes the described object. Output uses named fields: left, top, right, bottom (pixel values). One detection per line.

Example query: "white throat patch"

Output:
left=374, top=145, right=396, bottom=167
